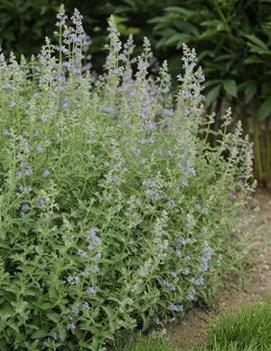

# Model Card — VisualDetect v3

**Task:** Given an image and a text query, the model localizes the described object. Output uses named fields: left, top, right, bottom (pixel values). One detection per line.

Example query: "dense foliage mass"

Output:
left=0, top=7, right=254, bottom=351
left=152, top=0, right=271, bottom=107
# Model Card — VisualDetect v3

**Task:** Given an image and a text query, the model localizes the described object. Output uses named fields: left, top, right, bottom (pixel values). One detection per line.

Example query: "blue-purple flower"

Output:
left=77, top=248, right=87, bottom=257
left=42, top=169, right=50, bottom=177
left=67, top=275, right=80, bottom=285
left=3, top=128, right=10, bottom=136
left=21, top=203, right=30, bottom=213
left=169, top=303, right=183, bottom=313
left=37, top=198, right=46, bottom=207
left=199, top=242, right=212, bottom=273
left=66, top=323, right=76, bottom=331
left=191, top=276, right=205, bottom=286
left=62, top=96, right=69, bottom=110
left=82, top=302, right=91, bottom=310
left=72, top=306, right=80, bottom=314
left=86, top=286, right=97, bottom=295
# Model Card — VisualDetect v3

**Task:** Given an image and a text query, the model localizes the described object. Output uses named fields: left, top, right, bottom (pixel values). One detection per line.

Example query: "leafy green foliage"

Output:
left=0, top=7, right=254, bottom=350
left=0, top=0, right=175, bottom=73
left=151, top=0, right=271, bottom=113
left=0, top=0, right=60, bottom=54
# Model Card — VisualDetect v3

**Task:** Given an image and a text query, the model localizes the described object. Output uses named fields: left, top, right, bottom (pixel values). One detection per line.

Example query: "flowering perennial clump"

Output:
left=0, top=6, right=254, bottom=351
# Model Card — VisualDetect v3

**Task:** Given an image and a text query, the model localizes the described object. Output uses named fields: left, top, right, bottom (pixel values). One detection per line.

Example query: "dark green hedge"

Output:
left=2, top=1, right=271, bottom=111
left=0, top=0, right=174, bottom=71
left=1, top=0, right=271, bottom=182
left=149, top=0, right=271, bottom=183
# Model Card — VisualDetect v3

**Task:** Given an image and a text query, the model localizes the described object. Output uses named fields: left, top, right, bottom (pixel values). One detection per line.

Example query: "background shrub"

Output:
left=151, top=0, right=271, bottom=184
left=3, top=0, right=271, bottom=184
left=0, top=7, right=254, bottom=350
left=0, top=0, right=174, bottom=73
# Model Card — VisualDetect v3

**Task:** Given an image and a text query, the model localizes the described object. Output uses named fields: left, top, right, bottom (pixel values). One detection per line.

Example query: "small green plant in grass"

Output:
left=0, top=5, right=254, bottom=351
left=117, top=336, right=173, bottom=351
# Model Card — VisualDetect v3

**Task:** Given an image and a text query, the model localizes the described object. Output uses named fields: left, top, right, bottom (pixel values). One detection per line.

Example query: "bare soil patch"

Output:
left=167, top=190, right=271, bottom=350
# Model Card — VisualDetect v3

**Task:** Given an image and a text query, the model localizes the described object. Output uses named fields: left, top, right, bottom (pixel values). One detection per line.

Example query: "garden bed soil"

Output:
left=167, top=190, right=271, bottom=350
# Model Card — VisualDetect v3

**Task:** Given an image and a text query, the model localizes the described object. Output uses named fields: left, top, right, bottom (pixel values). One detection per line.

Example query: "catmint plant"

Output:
left=0, top=5, right=254, bottom=351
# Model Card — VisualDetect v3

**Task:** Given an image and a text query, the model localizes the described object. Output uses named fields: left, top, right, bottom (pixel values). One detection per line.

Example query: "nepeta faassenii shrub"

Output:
left=0, top=5, right=254, bottom=351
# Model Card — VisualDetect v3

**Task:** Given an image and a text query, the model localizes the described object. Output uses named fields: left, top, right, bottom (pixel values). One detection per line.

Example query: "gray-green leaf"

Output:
left=224, top=80, right=238, bottom=97
left=257, top=98, right=271, bottom=120
left=206, top=85, right=221, bottom=105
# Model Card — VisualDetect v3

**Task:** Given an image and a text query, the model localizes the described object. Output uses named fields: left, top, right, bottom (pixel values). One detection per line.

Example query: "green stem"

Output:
left=253, top=119, right=263, bottom=181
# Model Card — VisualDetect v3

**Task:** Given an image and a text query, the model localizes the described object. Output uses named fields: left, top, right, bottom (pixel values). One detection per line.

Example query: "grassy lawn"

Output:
left=116, top=337, right=174, bottom=351
left=205, top=302, right=271, bottom=351
left=119, top=302, right=271, bottom=351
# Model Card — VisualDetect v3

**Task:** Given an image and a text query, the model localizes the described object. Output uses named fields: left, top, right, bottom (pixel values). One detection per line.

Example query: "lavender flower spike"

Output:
left=86, top=286, right=97, bottom=295
left=169, top=303, right=183, bottom=313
